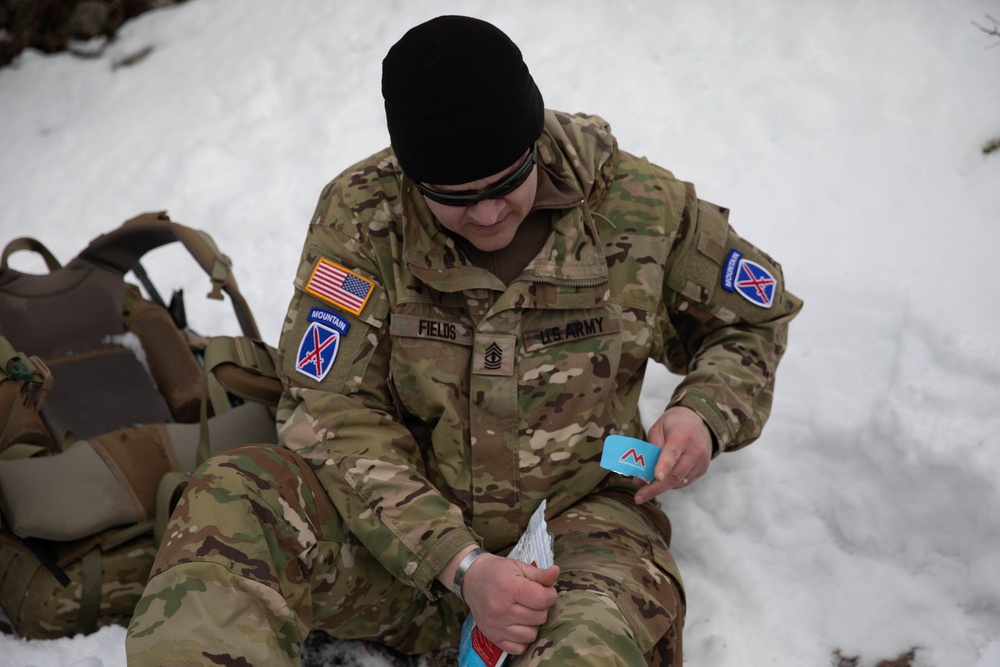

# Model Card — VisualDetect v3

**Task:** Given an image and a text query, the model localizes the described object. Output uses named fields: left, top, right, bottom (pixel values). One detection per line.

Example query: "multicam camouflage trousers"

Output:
left=126, top=445, right=684, bottom=666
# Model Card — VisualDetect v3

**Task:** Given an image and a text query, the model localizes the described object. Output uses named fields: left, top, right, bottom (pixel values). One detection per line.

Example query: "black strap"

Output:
left=21, top=537, right=71, bottom=587
left=131, top=262, right=168, bottom=309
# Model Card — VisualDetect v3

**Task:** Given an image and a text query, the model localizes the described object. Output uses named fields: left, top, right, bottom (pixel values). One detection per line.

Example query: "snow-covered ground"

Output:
left=1, top=1, right=999, bottom=665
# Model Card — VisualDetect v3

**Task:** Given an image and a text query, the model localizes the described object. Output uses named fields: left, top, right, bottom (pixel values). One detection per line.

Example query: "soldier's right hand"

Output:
left=463, top=553, right=560, bottom=655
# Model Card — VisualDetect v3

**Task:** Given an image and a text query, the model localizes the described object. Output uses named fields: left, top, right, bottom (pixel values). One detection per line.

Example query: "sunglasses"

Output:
left=415, top=144, right=537, bottom=207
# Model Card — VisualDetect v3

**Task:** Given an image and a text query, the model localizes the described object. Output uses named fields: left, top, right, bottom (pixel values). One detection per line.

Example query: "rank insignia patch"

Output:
left=305, top=258, right=374, bottom=316
left=296, top=308, right=350, bottom=381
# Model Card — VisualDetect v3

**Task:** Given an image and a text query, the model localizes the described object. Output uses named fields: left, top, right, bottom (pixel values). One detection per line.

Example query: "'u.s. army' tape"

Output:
left=600, top=435, right=661, bottom=482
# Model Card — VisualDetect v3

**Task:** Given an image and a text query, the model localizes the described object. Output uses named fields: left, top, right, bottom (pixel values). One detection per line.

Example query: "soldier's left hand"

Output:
left=634, top=406, right=712, bottom=504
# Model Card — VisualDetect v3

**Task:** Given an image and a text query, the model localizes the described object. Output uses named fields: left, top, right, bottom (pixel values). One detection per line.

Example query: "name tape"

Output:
left=600, top=435, right=661, bottom=482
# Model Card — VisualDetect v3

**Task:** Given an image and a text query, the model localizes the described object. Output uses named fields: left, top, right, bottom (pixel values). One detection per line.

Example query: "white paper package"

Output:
left=458, top=500, right=554, bottom=667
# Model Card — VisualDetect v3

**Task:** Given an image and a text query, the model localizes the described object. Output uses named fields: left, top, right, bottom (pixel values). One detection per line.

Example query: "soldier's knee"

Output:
left=160, top=445, right=332, bottom=574
left=519, top=569, right=683, bottom=667
left=183, top=445, right=324, bottom=521
left=520, top=588, right=642, bottom=666
left=193, top=444, right=290, bottom=489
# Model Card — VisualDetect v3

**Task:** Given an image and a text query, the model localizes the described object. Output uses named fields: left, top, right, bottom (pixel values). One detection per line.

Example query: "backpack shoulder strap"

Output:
left=1, top=238, right=62, bottom=272
left=79, top=211, right=261, bottom=339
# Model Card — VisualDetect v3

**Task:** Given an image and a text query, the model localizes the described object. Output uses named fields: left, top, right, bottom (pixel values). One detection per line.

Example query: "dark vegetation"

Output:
left=0, top=0, right=186, bottom=68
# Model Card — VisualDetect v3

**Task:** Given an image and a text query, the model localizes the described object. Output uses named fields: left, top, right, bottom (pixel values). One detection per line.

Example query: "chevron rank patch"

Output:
left=296, top=308, right=350, bottom=381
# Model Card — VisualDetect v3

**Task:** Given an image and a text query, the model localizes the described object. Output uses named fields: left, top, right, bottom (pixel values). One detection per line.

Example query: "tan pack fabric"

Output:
left=0, top=340, right=54, bottom=459
left=0, top=212, right=280, bottom=639
left=0, top=402, right=277, bottom=542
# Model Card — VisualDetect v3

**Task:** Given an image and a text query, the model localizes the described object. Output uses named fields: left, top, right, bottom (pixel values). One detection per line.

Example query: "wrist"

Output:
left=452, top=547, right=486, bottom=602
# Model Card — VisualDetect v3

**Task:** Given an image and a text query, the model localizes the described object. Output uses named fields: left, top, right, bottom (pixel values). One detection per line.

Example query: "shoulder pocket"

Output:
left=666, top=201, right=785, bottom=325
left=282, top=256, right=389, bottom=393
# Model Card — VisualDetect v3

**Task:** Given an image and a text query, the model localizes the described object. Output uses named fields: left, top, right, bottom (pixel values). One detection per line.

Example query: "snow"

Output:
left=1, top=0, right=999, bottom=665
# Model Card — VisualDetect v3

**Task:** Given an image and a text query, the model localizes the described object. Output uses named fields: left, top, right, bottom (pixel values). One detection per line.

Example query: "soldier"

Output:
left=127, top=15, right=802, bottom=667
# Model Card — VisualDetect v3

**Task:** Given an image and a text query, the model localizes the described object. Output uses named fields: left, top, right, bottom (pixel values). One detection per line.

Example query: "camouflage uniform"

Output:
left=127, top=111, right=802, bottom=665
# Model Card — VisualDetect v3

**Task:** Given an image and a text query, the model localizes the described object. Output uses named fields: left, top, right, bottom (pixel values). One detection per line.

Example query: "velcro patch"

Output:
left=305, top=258, right=374, bottom=316
left=721, top=249, right=743, bottom=292
left=523, top=316, right=619, bottom=352
left=473, top=334, right=515, bottom=376
left=721, top=250, right=775, bottom=309
left=390, top=314, right=473, bottom=346
left=295, top=309, right=350, bottom=381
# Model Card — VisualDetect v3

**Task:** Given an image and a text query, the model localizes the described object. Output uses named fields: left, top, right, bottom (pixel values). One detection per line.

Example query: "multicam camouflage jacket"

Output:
left=274, top=110, right=802, bottom=598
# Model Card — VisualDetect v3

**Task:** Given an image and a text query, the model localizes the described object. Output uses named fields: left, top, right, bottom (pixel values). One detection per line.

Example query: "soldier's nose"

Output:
left=466, top=198, right=506, bottom=225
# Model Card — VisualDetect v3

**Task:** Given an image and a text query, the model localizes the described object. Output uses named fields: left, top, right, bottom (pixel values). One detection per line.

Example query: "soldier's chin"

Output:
left=466, top=221, right=517, bottom=250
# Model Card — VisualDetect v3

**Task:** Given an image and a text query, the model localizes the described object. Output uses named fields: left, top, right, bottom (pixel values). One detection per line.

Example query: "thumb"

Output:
left=521, top=563, right=560, bottom=588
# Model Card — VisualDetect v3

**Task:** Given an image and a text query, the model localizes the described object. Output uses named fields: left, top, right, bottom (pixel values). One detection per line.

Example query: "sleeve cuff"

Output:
left=410, top=527, right=481, bottom=598
left=669, top=390, right=733, bottom=456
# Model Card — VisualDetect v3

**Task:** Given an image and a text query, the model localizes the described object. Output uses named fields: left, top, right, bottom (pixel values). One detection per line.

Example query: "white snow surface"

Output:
left=1, top=1, right=999, bottom=665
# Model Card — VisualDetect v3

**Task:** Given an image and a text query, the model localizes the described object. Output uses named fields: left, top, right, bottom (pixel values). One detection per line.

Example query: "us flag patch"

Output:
left=305, top=258, right=374, bottom=316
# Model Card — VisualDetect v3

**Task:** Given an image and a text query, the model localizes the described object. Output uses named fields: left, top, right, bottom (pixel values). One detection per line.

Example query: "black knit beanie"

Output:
left=382, top=15, right=544, bottom=185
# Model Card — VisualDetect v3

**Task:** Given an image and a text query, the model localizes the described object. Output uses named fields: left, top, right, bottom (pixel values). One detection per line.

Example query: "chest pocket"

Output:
left=518, top=305, right=623, bottom=440
left=388, top=311, right=474, bottom=426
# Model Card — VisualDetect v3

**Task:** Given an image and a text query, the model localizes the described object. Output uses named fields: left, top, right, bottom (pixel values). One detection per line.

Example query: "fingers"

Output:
left=521, top=562, right=560, bottom=587
left=513, top=563, right=559, bottom=610
left=633, top=443, right=687, bottom=503
left=507, top=606, right=550, bottom=629
left=497, top=624, right=546, bottom=655
left=500, top=566, right=556, bottom=653
left=634, top=407, right=713, bottom=504
left=469, top=562, right=559, bottom=655
left=498, top=568, right=558, bottom=655
left=652, top=438, right=684, bottom=485
left=635, top=449, right=707, bottom=503
left=662, top=445, right=708, bottom=487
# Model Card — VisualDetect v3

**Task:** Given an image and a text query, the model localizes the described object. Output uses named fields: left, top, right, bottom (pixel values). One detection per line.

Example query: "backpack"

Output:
left=0, top=211, right=282, bottom=639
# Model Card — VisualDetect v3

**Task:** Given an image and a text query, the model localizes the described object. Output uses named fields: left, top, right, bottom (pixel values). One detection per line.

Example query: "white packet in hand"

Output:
left=458, top=500, right=554, bottom=667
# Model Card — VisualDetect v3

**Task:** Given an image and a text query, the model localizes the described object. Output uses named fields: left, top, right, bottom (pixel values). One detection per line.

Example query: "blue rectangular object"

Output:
left=600, top=435, right=661, bottom=482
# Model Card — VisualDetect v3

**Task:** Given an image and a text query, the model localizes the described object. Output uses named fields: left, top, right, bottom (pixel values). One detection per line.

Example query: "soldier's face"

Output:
left=421, top=149, right=539, bottom=252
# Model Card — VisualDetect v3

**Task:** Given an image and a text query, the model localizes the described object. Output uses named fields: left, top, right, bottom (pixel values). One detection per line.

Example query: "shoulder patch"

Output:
left=721, top=250, right=775, bottom=309
left=305, top=258, right=374, bottom=316
left=721, top=249, right=743, bottom=292
left=295, top=309, right=350, bottom=382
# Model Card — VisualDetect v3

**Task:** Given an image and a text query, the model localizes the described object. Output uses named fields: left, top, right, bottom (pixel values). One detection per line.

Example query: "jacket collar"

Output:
left=401, top=130, right=609, bottom=298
